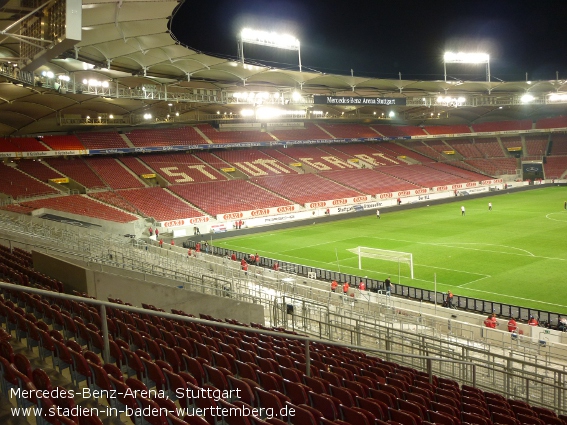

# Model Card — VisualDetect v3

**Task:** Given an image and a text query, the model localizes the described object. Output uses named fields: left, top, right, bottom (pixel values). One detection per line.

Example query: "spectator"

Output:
left=558, top=316, right=567, bottom=331
left=187, top=248, right=192, bottom=257
left=331, top=280, right=338, bottom=292
left=384, top=276, right=392, bottom=296
left=272, top=262, right=279, bottom=271
left=170, top=239, right=175, bottom=248
left=507, top=317, right=517, bottom=332
left=148, top=226, right=153, bottom=236
left=231, top=253, right=237, bottom=261
left=255, top=253, right=260, bottom=266
left=528, top=316, right=538, bottom=326
left=447, top=290, right=454, bottom=308
left=359, top=281, right=366, bottom=291
left=242, top=262, right=248, bottom=275
left=204, top=242, right=209, bottom=253
left=484, top=313, right=497, bottom=328
left=158, top=238, right=163, bottom=248
left=195, top=242, right=201, bottom=253
left=155, top=228, right=159, bottom=238
left=342, top=282, right=349, bottom=296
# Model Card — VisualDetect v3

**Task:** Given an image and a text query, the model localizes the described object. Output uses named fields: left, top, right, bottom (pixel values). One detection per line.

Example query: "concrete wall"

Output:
left=31, top=251, right=264, bottom=325
left=32, top=250, right=89, bottom=294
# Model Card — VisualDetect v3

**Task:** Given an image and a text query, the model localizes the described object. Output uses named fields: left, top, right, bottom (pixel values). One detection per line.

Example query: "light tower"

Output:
left=238, top=28, right=302, bottom=72
left=443, top=52, right=490, bottom=82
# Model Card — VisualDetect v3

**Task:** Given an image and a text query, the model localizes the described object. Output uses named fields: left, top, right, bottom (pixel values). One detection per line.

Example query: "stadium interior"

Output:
left=0, top=0, right=567, bottom=424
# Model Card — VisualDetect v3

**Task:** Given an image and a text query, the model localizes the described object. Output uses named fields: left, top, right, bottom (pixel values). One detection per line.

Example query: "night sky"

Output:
left=170, top=0, right=567, bottom=82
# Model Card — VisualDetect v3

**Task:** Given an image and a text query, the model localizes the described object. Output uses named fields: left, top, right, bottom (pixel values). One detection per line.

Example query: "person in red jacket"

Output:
left=158, top=239, right=163, bottom=248
left=242, top=262, right=248, bottom=275
left=359, top=281, right=366, bottom=291
left=528, top=316, right=538, bottom=326
left=331, top=280, right=338, bottom=292
left=342, top=282, right=349, bottom=295
left=484, top=313, right=498, bottom=328
left=272, top=262, right=279, bottom=271
left=507, top=317, right=518, bottom=332
left=231, top=253, right=237, bottom=261
left=195, top=242, right=201, bottom=253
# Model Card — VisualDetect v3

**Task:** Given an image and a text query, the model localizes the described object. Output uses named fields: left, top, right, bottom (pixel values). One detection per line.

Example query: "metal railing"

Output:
left=0, top=280, right=565, bottom=414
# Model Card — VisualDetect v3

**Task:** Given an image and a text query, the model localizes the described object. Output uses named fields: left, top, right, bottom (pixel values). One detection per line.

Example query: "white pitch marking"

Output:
left=458, top=287, right=567, bottom=310
left=545, top=212, right=567, bottom=223
left=368, top=236, right=565, bottom=261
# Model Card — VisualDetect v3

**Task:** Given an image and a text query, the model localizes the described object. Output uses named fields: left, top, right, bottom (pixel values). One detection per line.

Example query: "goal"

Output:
left=348, top=246, right=414, bottom=279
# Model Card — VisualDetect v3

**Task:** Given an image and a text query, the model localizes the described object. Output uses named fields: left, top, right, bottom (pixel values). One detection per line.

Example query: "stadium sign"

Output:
left=217, top=205, right=299, bottom=221
left=314, top=96, right=407, bottom=106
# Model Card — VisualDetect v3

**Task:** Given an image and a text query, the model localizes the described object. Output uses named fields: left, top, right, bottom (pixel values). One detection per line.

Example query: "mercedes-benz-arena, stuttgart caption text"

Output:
left=10, top=387, right=296, bottom=420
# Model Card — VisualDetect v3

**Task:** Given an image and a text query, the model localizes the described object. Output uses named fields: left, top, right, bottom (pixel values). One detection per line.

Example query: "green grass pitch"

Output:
left=215, top=186, right=567, bottom=313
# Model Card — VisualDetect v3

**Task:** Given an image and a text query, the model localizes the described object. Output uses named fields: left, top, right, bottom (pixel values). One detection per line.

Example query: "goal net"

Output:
left=348, top=246, right=414, bottom=279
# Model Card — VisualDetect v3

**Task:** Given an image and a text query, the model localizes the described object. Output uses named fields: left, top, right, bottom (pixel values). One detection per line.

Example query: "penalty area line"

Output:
left=458, top=287, right=567, bottom=310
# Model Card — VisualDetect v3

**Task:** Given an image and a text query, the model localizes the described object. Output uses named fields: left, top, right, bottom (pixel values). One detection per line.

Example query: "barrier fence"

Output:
left=201, top=243, right=566, bottom=326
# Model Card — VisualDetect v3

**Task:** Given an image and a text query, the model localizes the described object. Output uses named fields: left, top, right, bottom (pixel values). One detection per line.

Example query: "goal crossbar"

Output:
left=348, top=246, right=414, bottom=279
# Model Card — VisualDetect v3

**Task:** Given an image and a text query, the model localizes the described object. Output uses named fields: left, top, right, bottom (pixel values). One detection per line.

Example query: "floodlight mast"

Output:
left=238, top=28, right=302, bottom=72
left=443, top=52, right=490, bottom=82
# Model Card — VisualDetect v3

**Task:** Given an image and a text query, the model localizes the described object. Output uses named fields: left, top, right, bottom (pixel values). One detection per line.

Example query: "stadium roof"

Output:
left=0, top=0, right=566, bottom=135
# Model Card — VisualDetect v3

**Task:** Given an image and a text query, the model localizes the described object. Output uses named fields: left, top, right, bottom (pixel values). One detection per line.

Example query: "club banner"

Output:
left=313, top=96, right=407, bottom=106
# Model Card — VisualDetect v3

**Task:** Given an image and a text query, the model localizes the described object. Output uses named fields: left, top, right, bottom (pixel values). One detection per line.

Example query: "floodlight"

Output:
left=292, top=91, right=302, bottom=101
left=443, top=51, right=490, bottom=82
left=549, top=93, right=567, bottom=102
left=239, top=28, right=302, bottom=71
left=109, top=114, right=114, bottom=119
left=143, top=113, right=152, bottom=119
left=388, top=111, right=395, bottom=118
left=58, top=75, right=70, bottom=81
left=444, top=52, right=489, bottom=63
left=521, top=94, right=534, bottom=103
left=241, top=28, right=300, bottom=49
left=241, top=109, right=254, bottom=117
left=437, top=96, right=466, bottom=107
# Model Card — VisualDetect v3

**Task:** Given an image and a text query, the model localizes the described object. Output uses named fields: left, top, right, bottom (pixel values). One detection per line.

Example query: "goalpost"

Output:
left=348, top=246, right=414, bottom=279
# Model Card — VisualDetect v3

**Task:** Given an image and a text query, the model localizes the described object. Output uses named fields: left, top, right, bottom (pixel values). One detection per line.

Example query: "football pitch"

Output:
left=215, top=186, right=567, bottom=313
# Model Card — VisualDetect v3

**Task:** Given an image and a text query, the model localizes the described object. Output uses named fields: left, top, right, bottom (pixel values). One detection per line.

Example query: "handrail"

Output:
left=0, top=280, right=467, bottom=374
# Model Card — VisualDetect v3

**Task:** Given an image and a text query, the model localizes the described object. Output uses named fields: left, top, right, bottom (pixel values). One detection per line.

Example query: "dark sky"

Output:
left=171, top=0, right=567, bottom=81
